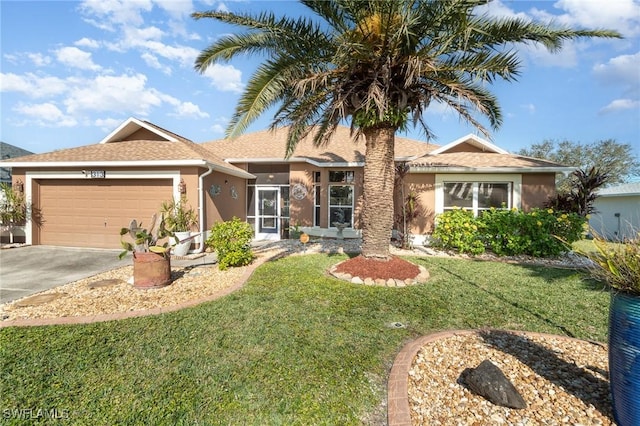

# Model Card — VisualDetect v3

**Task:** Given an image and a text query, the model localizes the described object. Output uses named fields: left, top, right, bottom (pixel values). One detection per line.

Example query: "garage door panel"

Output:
left=38, top=179, right=173, bottom=249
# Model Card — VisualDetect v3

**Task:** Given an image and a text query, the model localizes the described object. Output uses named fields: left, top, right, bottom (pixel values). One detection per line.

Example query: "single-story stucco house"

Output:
left=1, top=117, right=573, bottom=250
left=589, top=182, right=640, bottom=241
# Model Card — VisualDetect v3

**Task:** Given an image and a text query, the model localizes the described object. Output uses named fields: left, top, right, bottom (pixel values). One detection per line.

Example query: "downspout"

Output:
left=194, top=165, right=214, bottom=253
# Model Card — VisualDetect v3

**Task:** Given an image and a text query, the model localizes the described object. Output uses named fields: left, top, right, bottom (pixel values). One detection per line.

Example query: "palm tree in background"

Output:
left=192, top=0, right=620, bottom=261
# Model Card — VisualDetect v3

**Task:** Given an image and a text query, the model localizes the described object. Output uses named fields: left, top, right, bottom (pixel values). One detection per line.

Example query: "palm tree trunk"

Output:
left=361, top=126, right=395, bottom=260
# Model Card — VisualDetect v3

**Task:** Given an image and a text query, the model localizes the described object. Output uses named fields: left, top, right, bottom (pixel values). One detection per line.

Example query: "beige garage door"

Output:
left=38, top=179, right=173, bottom=249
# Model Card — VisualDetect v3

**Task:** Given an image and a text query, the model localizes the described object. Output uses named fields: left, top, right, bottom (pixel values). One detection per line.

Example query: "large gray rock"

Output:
left=460, top=359, right=527, bottom=409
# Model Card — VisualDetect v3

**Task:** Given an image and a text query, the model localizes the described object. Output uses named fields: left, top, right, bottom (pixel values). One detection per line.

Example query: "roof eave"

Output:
left=409, top=166, right=575, bottom=173
left=4, top=159, right=255, bottom=178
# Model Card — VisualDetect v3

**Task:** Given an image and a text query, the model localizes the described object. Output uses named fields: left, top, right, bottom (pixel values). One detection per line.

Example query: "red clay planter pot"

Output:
left=132, top=252, right=172, bottom=289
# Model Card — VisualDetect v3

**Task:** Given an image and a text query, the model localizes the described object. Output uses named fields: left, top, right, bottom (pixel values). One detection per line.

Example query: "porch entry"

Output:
left=251, top=185, right=290, bottom=240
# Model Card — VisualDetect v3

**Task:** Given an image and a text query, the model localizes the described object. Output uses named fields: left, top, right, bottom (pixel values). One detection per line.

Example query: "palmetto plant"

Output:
left=192, top=0, right=620, bottom=260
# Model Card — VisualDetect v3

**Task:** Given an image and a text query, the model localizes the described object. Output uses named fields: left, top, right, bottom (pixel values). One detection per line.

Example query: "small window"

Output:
left=329, top=171, right=354, bottom=183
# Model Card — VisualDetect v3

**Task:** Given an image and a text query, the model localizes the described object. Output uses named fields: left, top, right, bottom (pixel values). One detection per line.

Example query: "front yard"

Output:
left=0, top=254, right=609, bottom=424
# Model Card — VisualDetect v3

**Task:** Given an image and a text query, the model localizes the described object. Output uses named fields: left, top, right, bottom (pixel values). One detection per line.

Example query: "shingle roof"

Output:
left=202, top=126, right=438, bottom=164
left=597, top=182, right=640, bottom=197
left=1, top=120, right=252, bottom=178
left=408, top=152, right=572, bottom=171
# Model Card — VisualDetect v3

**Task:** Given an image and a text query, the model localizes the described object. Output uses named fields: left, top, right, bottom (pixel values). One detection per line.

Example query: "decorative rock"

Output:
left=461, top=359, right=527, bottom=409
left=364, top=278, right=375, bottom=285
left=88, top=278, right=123, bottom=289
left=14, top=293, right=66, bottom=307
left=351, top=276, right=363, bottom=284
left=386, top=279, right=396, bottom=287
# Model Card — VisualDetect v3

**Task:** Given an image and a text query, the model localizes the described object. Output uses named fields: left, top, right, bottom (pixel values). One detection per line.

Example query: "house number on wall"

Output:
left=291, top=183, right=308, bottom=200
left=86, top=170, right=106, bottom=179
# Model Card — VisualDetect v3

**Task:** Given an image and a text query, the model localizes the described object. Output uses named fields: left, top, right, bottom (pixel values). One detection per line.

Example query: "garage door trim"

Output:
left=24, top=170, right=181, bottom=245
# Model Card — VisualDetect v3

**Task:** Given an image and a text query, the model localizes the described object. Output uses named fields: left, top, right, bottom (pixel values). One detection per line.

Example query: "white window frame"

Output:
left=435, top=174, right=521, bottom=216
left=327, top=170, right=355, bottom=228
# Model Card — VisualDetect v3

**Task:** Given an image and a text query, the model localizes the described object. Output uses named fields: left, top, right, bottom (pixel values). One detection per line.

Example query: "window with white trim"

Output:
left=313, top=171, right=321, bottom=227
left=329, top=171, right=354, bottom=227
left=443, top=182, right=511, bottom=216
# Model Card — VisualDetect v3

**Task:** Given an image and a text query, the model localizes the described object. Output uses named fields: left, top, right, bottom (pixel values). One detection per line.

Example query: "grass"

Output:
left=0, top=255, right=610, bottom=425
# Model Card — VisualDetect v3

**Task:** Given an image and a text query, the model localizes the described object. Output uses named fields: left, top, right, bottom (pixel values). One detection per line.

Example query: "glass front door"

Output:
left=256, top=187, right=280, bottom=240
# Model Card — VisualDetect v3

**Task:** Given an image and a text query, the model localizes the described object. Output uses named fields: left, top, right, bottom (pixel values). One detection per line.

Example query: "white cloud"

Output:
left=13, top=102, right=78, bottom=127
left=79, top=0, right=153, bottom=29
left=139, top=41, right=199, bottom=67
left=94, top=117, right=123, bottom=130
left=203, top=63, right=244, bottom=93
left=3, top=52, right=51, bottom=67
left=549, top=0, right=640, bottom=38
left=27, top=53, right=51, bottom=67
left=593, top=52, right=640, bottom=95
left=209, top=116, right=229, bottom=135
left=170, top=101, right=210, bottom=119
left=0, top=72, right=68, bottom=97
left=63, top=73, right=165, bottom=115
left=520, top=103, right=536, bottom=114
left=75, top=37, right=100, bottom=49
left=55, top=47, right=102, bottom=71
left=599, top=99, right=640, bottom=114
left=155, top=0, right=193, bottom=19
left=141, top=52, right=170, bottom=74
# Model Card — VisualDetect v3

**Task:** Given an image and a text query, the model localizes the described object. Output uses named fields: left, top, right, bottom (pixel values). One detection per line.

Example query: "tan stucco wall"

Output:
left=289, top=164, right=315, bottom=227
left=402, top=173, right=436, bottom=234
left=202, top=171, right=246, bottom=228
left=521, top=173, right=556, bottom=211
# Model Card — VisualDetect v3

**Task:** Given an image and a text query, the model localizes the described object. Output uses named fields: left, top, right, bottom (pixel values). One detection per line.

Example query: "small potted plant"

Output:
left=161, top=196, right=198, bottom=256
left=577, top=231, right=640, bottom=425
left=119, top=213, right=173, bottom=289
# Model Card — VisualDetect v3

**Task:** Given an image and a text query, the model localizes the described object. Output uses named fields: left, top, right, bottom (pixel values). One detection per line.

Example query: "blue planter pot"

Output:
left=609, top=291, right=640, bottom=426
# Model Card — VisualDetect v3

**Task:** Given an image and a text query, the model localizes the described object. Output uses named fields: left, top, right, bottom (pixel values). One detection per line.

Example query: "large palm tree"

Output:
left=192, top=0, right=620, bottom=261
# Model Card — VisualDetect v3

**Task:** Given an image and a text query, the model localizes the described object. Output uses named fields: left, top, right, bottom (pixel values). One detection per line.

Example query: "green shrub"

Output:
left=577, top=231, right=640, bottom=295
left=206, top=217, right=254, bottom=270
left=480, top=208, right=586, bottom=257
left=431, top=208, right=485, bottom=254
left=432, top=207, right=587, bottom=258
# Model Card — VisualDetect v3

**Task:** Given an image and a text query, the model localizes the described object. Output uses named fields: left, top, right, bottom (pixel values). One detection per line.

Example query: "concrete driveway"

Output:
left=0, top=246, right=129, bottom=303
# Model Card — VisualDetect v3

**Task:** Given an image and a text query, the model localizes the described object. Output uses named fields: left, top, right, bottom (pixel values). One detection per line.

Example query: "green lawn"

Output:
left=0, top=255, right=610, bottom=425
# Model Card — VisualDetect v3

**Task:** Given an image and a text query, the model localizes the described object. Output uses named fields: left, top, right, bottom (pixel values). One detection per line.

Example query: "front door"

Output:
left=256, top=187, right=280, bottom=240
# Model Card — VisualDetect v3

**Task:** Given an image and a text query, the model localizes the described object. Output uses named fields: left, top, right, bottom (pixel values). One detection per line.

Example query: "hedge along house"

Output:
left=3, top=117, right=573, bottom=249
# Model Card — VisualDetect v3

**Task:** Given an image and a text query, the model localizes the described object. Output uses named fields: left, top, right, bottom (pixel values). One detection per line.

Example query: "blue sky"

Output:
left=1, top=0, right=639, bottom=160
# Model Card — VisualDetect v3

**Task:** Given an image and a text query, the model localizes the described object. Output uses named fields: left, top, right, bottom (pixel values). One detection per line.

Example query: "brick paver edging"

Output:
left=387, top=329, right=605, bottom=426
left=0, top=255, right=272, bottom=329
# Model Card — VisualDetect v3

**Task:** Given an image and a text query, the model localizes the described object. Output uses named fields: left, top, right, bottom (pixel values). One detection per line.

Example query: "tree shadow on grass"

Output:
left=440, top=264, right=581, bottom=338
left=477, top=329, right=613, bottom=420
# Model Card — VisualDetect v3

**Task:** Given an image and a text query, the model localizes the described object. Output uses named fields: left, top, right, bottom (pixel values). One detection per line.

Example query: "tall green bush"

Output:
left=206, top=217, right=254, bottom=270
left=432, top=207, right=587, bottom=257
left=431, top=208, right=485, bottom=254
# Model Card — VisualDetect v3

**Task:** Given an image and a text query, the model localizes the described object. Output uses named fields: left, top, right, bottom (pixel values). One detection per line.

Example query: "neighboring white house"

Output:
left=590, top=182, right=640, bottom=241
